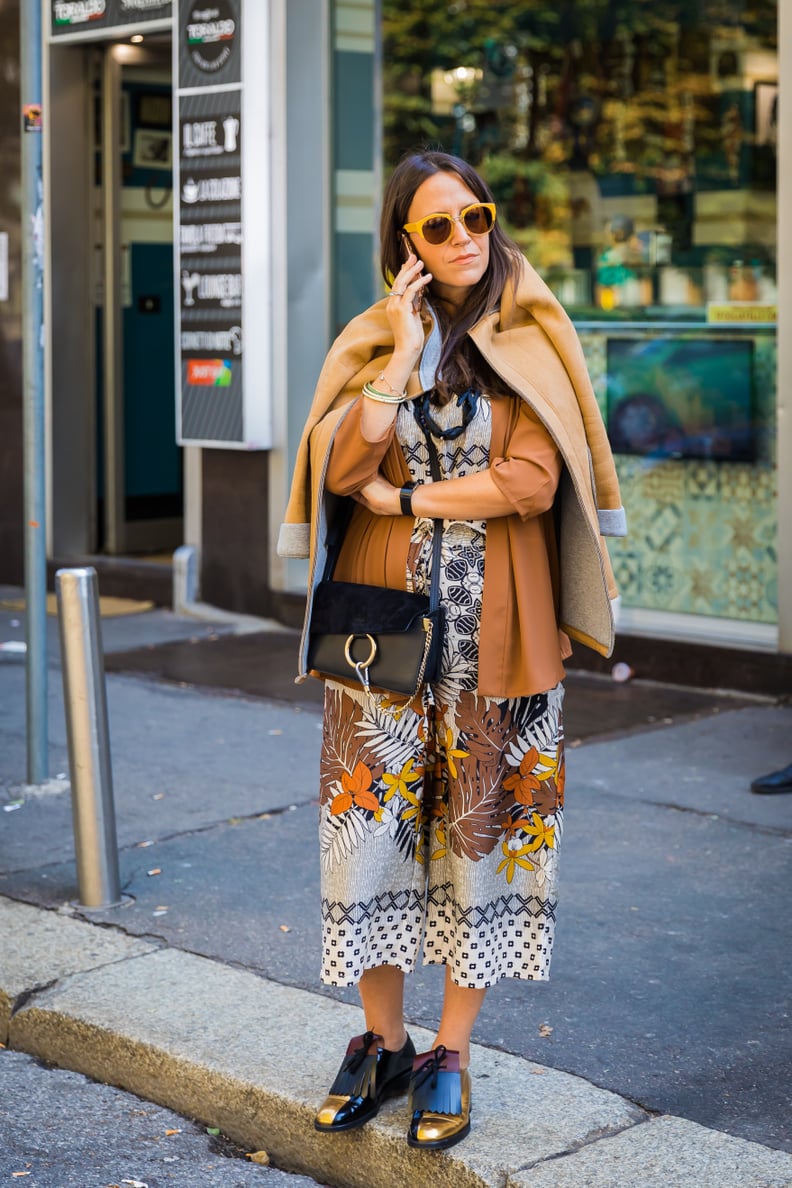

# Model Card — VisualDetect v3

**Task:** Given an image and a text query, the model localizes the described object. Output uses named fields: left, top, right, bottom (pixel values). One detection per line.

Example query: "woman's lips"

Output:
left=451, top=253, right=478, bottom=264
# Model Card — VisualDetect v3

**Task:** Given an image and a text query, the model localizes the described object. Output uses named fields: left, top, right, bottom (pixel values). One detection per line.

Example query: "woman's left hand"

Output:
left=355, top=475, right=401, bottom=517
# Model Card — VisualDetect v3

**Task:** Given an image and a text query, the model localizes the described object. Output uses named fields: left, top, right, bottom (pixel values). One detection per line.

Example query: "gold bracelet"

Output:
left=362, top=381, right=409, bottom=404
left=375, top=371, right=407, bottom=399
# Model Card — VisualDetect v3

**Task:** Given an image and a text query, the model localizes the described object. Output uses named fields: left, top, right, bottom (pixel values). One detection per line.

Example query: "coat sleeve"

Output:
left=323, top=397, right=397, bottom=496
left=489, top=399, right=562, bottom=520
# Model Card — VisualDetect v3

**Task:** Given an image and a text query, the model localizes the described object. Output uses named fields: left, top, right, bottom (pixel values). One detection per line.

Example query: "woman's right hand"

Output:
left=386, top=248, right=433, bottom=364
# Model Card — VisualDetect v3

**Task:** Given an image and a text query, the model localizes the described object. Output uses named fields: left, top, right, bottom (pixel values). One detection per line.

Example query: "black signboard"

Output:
left=177, top=88, right=243, bottom=442
left=51, top=0, right=172, bottom=37
left=175, top=0, right=248, bottom=445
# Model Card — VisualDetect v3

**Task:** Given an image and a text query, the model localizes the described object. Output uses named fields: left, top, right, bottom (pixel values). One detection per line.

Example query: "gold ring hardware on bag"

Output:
left=344, top=633, right=377, bottom=670
left=344, top=633, right=378, bottom=693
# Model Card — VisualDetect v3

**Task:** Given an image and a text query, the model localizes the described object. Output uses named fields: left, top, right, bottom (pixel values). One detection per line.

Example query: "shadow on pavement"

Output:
left=103, top=630, right=755, bottom=741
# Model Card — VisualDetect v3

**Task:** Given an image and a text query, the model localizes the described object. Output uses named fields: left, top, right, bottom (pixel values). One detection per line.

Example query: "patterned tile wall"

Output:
left=580, top=331, right=778, bottom=624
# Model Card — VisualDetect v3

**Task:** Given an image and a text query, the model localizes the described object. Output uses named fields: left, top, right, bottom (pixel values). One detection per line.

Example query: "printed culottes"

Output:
left=318, top=525, right=565, bottom=989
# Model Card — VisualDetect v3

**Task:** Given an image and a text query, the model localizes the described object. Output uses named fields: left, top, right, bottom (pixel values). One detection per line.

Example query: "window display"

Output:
left=382, top=0, right=778, bottom=322
left=381, top=0, right=778, bottom=633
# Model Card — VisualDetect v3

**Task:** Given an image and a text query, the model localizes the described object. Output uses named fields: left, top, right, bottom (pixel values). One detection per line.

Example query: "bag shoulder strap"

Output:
left=423, top=433, right=443, bottom=614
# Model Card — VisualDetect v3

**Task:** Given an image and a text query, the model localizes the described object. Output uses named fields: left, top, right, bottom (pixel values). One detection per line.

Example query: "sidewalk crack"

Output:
left=508, top=1113, right=654, bottom=1179
left=10, top=980, right=59, bottom=1019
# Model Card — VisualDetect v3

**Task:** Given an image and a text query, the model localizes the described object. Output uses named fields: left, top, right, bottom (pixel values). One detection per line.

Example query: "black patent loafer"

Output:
left=315, top=1030, right=416, bottom=1132
left=407, top=1045, right=471, bottom=1151
left=751, top=763, right=792, bottom=794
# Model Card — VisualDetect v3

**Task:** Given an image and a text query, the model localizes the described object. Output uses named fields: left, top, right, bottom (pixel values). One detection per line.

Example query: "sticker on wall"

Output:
left=181, top=111, right=240, bottom=158
left=180, top=269, right=241, bottom=309
left=178, top=0, right=241, bottom=89
left=23, top=104, right=42, bottom=133
left=52, top=0, right=106, bottom=25
left=120, top=0, right=172, bottom=11
left=186, top=359, right=233, bottom=386
left=50, top=0, right=172, bottom=37
left=181, top=173, right=241, bottom=204
left=185, top=0, right=237, bottom=74
left=180, top=324, right=242, bottom=356
left=180, top=222, right=242, bottom=253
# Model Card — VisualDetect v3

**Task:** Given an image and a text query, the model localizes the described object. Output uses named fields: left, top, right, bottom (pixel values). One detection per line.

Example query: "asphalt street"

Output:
left=2, top=593, right=791, bottom=1170
left=0, top=1049, right=319, bottom=1187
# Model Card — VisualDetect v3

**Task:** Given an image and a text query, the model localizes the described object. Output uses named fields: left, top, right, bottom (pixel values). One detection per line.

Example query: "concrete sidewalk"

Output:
left=4, top=897, right=792, bottom=1188
left=2, top=593, right=791, bottom=1185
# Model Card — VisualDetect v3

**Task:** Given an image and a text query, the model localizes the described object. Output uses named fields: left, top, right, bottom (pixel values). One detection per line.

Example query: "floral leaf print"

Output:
left=392, top=812, right=419, bottom=860
left=320, top=685, right=365, bottom=806
left=429, top=813, right=447, bottom=862
left=330, top=788, right=352, bottom=816
left=503, top=745, right=542, bottom=806
left=373, top=803, right=399, bottom=838
left=519, top=811, right=556, bottom=852
left=556, top=740, right=566, bottom=804
left=356, top=697, right=422, bottom=777
left=533, top=773, right=562, bottom=815
left=382, top=757, right=422, bottom=802
left=447, top=759, right=508, bottom=862
left=340, top=760, right=379, bottom=814
left=441, top=727, right=469, bottom=781
left=319, top=802, right=367, bottom=874
left=496, top=839, right=536, bottom=884
left=533, top=848, right=558, bottom=890
left=458, top=695, right=519, bottom=769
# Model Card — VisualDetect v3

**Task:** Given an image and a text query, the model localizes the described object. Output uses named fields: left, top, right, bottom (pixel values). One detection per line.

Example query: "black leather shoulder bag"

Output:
left=307, top=432, right=445, bottom=701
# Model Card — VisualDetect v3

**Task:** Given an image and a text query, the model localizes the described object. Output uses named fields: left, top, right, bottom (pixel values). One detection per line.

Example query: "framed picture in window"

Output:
left=606, top=336, right=756, bottom=462
left=133, top=129, right=173, bottom=172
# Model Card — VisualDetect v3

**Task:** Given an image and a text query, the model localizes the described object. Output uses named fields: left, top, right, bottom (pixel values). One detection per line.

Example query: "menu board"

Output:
left=175, top=0, right=247, bottom=444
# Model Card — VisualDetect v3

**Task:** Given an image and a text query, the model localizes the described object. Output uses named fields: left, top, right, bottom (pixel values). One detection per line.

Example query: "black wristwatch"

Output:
left=399, top=482, right=419, bottom=516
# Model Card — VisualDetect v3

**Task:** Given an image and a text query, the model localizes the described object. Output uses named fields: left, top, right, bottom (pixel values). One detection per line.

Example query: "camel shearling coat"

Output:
left=278, top=257, right=627, bottom=696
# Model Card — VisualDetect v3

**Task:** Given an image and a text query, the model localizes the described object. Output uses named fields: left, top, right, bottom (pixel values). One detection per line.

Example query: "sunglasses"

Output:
left=403, top=202, right=497, bottom=246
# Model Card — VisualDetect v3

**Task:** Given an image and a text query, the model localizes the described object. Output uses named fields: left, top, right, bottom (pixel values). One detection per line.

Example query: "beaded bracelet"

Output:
left=375, top=371, right=407, bottom=399
left=362, top=380, right=409, bottom=404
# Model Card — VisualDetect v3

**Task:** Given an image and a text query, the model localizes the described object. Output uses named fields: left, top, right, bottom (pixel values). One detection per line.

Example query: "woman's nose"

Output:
left=449, top=214, right=472, bottom=245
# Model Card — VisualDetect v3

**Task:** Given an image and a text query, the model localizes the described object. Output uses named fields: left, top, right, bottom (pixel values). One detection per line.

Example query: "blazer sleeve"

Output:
left=489, top=398, right=562, bottom=520
left=323, top=397, right=397, bottom=496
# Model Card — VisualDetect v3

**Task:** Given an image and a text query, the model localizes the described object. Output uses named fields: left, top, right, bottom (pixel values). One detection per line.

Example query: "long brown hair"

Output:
left=379, top=150, right=523, bottom=403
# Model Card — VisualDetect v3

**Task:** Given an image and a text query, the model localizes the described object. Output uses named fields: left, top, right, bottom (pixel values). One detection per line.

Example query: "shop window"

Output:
left=381, top=1, right=778, bottom=633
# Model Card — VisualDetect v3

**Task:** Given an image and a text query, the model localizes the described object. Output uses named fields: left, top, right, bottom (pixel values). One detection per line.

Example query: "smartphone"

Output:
left=401, top=233, right=424, bottom=309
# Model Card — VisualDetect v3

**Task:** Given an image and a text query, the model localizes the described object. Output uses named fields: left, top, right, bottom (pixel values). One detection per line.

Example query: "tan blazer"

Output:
left=278, top=257, right=626, bottom=697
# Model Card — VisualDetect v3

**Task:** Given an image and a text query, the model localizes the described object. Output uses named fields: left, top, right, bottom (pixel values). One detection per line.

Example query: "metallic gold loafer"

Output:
left=407, top=1045, right=471, bottom=1151
left=315, top=1030, right=416, bottom=1133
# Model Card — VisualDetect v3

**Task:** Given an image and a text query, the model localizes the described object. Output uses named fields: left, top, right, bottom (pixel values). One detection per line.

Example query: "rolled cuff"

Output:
left=277, top=521, right=310, bottom=558
left=598, top=507, right=628, bottom=537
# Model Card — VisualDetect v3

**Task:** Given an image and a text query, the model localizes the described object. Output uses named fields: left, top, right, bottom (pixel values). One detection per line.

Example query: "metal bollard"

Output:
left=55, top=568, right=122, bottom=909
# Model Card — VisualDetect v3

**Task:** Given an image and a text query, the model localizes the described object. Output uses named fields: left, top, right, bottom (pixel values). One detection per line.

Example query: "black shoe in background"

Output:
left=750, top=763, right=792, bottom=794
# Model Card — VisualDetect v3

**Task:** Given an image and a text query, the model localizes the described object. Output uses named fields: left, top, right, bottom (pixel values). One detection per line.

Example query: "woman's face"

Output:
left=404, top=171, right=490, bottom=306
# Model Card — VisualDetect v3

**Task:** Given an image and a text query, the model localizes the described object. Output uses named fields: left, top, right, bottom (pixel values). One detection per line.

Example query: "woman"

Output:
left=278, top=150, right=626, bottom=1151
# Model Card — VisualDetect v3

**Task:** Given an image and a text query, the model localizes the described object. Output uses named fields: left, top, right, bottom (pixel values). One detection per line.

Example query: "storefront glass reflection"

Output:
left=382, top=0, right=778, bottom=321
left=381, top=0, right=778, bottom=633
